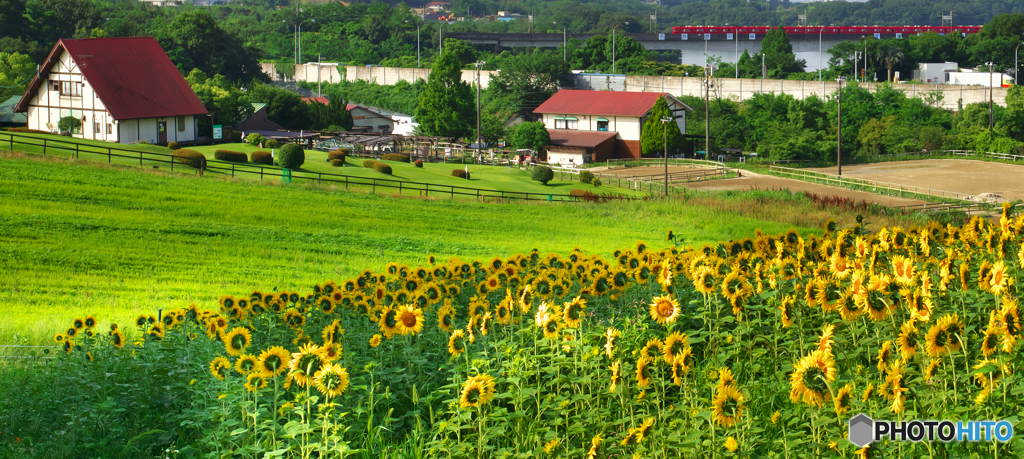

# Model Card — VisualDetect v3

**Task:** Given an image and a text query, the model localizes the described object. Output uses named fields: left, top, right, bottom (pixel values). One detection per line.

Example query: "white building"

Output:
left=15, top=37, right=208, bottom=145
left=946, top=70, right=1013, bottom=87
left=913, top=62, right=958, bottom=84
left=533, top=90, right=691, bottom=165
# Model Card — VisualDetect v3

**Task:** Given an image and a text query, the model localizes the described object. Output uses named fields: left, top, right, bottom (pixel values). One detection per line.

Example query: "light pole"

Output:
left=475, top=61, right=485, bottom=161
left=836, top=77, right=845, bottom=176
left=732, top=25, right=738, bottom=79
left=987, top=61, right=994, bottom=130
left=854, top=51, right=860, bottom=82
left=298, top=19, right=315, bottom=66
left=612, top=22, right=629, bottom=73
left=818, top=26, right=823, bottom=81
left=1016, top=43, right=1023, bottom=86
left=704, top=66, right=714, bottom=161
left=661, top=116, right=672, bottom=195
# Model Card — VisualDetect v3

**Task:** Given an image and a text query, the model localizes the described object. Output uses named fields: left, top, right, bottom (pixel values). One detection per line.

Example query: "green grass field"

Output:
left=1, top=132, right=622, bottom=197
left=0, top=153, right=921, bottom=346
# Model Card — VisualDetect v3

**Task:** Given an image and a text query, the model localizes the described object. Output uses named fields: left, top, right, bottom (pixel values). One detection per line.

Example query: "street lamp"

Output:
left=298, top=19, right=315, bottom=65
left=406, top=20, right=421, bottom=66
left=836, top=77, right=846, bottom=176
left=987, top=61, right=994, bottom=130
left=474, top=61, right=486, bottom=161
left=612, top=22, right=629, bottom=73
left=1016, top=43, right=1023, bottom=86
left=818, top=26, right=823, bottom=81
left=704, top=66, right=714, bottom=162
left=660, top=116, right=672, bottom=196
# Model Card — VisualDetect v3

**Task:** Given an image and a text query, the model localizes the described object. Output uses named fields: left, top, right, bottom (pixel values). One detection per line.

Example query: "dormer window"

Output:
left=554, top=116, right=578, bottom=130
left=59, top=81, right=83, bottom=97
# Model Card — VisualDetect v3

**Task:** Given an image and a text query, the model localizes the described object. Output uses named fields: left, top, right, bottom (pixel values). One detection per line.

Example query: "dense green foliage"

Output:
left=275, top=143, right=305, bottom=169
left=508, top=122, right=551, bottom=153
left=0, top=51, right=34, bottom=100
left=640, top=97, right=685, bottom=157
left=414, top=41, right=475, bottom=138
left=381, top=153, right=411, bottom=163
left=57, top=116, right=81, bottom=134
left=172, top=149, right=206, bottom=168
left=214, top=150, right=248, bottom=162
left=251, top=150, right=273, bottom=165
left=363, top=159, right=393, bottom=174
left=531, top=165, right=554, bottom=185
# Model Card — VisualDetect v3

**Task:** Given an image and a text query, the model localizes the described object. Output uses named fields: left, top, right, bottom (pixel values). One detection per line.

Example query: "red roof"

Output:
left=15, top=37, right=207, bottom=120
left=534, top=90, right=670, bottom=117
left=547, top=130, right=618, bottom=148
left=302, top=96, right=329, bottom=105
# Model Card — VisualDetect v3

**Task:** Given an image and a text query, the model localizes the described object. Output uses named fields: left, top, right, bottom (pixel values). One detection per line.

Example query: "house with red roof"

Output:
left=533, top=90, right=692, bottom=165
left=15, top=37, right=208, bottom=145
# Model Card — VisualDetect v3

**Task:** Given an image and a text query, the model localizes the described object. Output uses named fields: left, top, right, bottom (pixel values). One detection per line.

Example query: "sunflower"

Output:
left=988, top=260, right=1013, bottom=295
left=223, top=327, right=252, bottom=357
left=789, top=349, right=836, bottom=408
left=896, top=320, right=919, bottom=361
left=717, top=366, right=736, bottom=389
left=245, top=373, right=267, bottom=393
left=721, top=272, right=752, bottom=302
left=779, top=295, right=796, bottom=328
left=437, top=302, right=455, bottom=332
left=998, top=297, right=1020, bottom=353
left=724, top=436, right=739, bottom=453
left=640, top=338, right=663, bottom=362
left=662, top=331, right=689, bottom=363
left=109, top=330, right=125, bottom=349
left=656, top=259, right=673, bottom=291
left=313, top=362, right=350, bottom=398
left=495, top=299, right=512, bottom=325
left=395, top=305, right=425, bottom=335
left=981, top=316, right=1001, bottom=357
left=459, top=374, right=496, bottom=409
left=283, top=310, right=306, bottom=329
left=542, top=315, right=561, bottom=340
left=585, top=434, right=602, bottom=459
left=561, top=296, right=586, bottom=328
left=256, top=346, right=292, bottom=377
left=369, top=334, right=382, bottom=348
left=147, top=323, right=165, bottom=341
left=235, top=353, right=258, bottom=374
left=448, top=329, right=467, bottom=356
left=692, top=266, right=717, bottom=295
left=209, top=356, right=231, bottom=380
left=712, top=384, right=745, bottom=428
left=288, top=343, right=328, bottom=388
left=670, top=352, right=692, bottom=386
left=604, top=328, right=620, bottom=359
left=649, top=295, right=680, bottom=325
left=378, top=306, right=399, bottom=338
left=925, top=314, right=962, bottom=357
left=609, top=360, right=622, bottom=393
left=828, top=254, right=852, bottom=280
left=834, top=383, right=853, bottom=416
left=635, top=356, right=653, bottom=389
left=818, top=323, right=836, bottom=355
left=876, top=341, right=894, bottom=372
left=83, top=316, right=97, bottom=329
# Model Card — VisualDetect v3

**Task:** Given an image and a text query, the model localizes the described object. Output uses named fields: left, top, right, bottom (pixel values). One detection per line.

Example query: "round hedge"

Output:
left=251, top=150, right=273, bottom=165
left=331, top=159, right=345, bottom=167
left=531, top=166, right=554, bottom=185
left=328, top=150, right=347, bottom=162
left=214, top=150, right=248, bottom=163
left=451, top=169, right=470, bottom=180
left=265, top=139, right=280, bottom=149
left=276, top=143, right=305, bottom=169
left=414, top=160, right=423, bottom=168
left=173, top=149, right=206, bottom=169
left=167, top=141, right=181, bottom=151
left=579, top=170, right=595, bottom=184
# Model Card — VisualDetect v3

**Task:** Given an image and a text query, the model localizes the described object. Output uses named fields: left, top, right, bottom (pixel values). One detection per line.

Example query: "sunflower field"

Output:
left=16, top=204, right=1024, bottom=458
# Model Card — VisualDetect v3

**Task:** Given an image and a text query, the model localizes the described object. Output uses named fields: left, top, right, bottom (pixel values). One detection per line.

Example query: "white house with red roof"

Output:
left=302, top=97, right=395, bottom=134
left=15, top=37, right=208, bottom=145
left=533, top=90, right=691, bottom=165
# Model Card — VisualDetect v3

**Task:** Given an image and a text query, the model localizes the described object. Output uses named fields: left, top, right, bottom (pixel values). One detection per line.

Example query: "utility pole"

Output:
left=1017, top=43, right=1022, bottom=86
left=418, top=25, right=421, bottom=66
left=837, top=77, right=844, bottom=176
left=612, top=27, right=616, bottom=73
left=475, top=61, right=485, bottom=160
left=854, top=51, right=859, bottom=83
left=988, top=61, right=994, bottom=130
left=661, top=116, right=672, bottom=196
left=734, top=26, right=739, bottom=79
left=818, top=26, right=823, bottom=81
left=563, top=27, right=567, bottom=62
left=705, top=66, right=713, bottom=161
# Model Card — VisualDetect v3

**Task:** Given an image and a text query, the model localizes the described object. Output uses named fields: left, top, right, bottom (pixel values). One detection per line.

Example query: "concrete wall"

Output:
left=264, top=63, right=1008, bottom=110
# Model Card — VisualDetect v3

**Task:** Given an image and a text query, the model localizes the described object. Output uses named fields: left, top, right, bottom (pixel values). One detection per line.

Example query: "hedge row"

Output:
left=381, top=153, right=410, bottom=163
left=331, top=159, right=345, bottom=167
left=7, top=127, right=52, bottom=135
left=250, top=150, right=273, bottom=165
left=451, top=169, right=470, bottom=179
left=328, top=150, right=348, bottom=161
left=214, top=150, right=248, bottom=163
left=363, top=159, right=392, bottom=175
left=173, top=149, right=206, bottom=168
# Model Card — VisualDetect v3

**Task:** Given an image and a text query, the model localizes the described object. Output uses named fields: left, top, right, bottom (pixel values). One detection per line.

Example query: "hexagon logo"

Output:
left=848, top=414, right=874, bottom=448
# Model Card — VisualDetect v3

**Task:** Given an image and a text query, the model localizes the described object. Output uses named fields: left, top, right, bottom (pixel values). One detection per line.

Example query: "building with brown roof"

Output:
left=15, top=37, right=208, bottom=145
left=533, top=89, right=691, bottom=165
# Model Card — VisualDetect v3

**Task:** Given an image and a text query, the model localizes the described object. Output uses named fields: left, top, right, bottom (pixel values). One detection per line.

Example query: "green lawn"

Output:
left=0, top=153, right=883, bottom=346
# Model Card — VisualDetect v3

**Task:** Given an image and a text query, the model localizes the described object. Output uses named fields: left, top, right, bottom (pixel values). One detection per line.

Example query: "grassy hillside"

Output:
left=0, top=154, right=917, bottom=345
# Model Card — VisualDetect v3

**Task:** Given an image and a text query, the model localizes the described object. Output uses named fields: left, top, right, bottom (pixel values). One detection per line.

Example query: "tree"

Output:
left=473, top=111, right=506, bottom=147
left=760, top=28, right=806, bottom=78
left=185, top=69, right=254, bottom=129
left=246, top=83, right=312, bottom=130
left=508, top=122, right=550, bottom=153
left=491, top=49, right=570, bottom=116
left=640, top=97, right=683, bottom=157
left=413, top=43, right=474, bottom=138
left=306, top=89, right=354, bottom=131
left=877, top=45, right=904, bottom=83
left=0, top=0, right=27, bottom=40
left=0, top=52, right=34, bottom=100
left=161, top=10, right=264, bottom=83
left=531, top=165, right=554, bottom=185
left=967, top=13, right=1024, bottom=70
left=25, top=0, right=96, bottom=44
left=58, top=115, right=81, bottom=134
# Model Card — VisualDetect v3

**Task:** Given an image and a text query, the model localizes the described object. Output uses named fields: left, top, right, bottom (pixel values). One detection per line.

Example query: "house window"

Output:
left=107, top=123, right=113, bottom=134
left=177, top=116, right=186, bottom=131
left=59, top=81, right=83, bottom=97
left=554, top=117, right=578, bottom=130
left=94, top=122, right=101, bottom=134
left=597, top=118, right=609, bottom=131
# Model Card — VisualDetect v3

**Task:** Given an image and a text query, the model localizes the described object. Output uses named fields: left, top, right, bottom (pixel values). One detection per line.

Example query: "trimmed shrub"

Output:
left=58, top=116, right=81, bottom=134
left=451, top=169, right=470, bottom=180
left=531, top=166, right=554, bottom=185
left=214, top=150, right=248, bottom=163
left=381, top=153, right=410, bottom=163
left=245, top=133, right=265, bottom=146
left=8, top=127, right=53, bottom=134
left=592, top=177, right=602, bottom=187
left=414, top=160, right=423, bottom=168
left=363, top=159, right=392, bottom=175
left=276, top=143, right=305, bottom=169
left=327, top=150, right=347, bottom=162
left=331, top=159, right=345, bottom=167
left=579, top=170, right=595, bottom=184
left=266, top=139, right=280, bottom=149
left=251, top=150, right=273, bottom=165
left=167, top=141, right=181, bottom=150
left=173, top=149, right=206, bottom=168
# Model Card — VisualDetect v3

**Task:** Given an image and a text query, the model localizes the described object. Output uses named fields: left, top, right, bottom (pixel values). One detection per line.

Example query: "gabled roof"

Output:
left=15, top=37, right=208, bottom=120
left=534, top=90, right=692, bottom=117
left=302, top=96, right=329, bottom=105
left=547, top=130, right=618, bottom=148
left=0, top=96, right=28, bottom=124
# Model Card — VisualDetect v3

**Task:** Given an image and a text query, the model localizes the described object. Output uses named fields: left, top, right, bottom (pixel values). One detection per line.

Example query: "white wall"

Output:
left=541, top=113, right=643, bottom=141
left=351, top=107, right=395, bottom=133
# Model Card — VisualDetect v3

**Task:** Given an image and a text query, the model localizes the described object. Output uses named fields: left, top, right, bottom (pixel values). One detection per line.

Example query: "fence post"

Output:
left=399, top=181, right=403, bottom=195
left=140, top=152, right=143, bottom=166
left=425, top=183, right=428, bottom=197
left=231, top=164, right=235, bottom=178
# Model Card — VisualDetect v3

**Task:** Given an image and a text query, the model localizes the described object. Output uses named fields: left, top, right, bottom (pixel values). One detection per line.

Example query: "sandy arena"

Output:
left=808, top=159, right=1024, bottom=202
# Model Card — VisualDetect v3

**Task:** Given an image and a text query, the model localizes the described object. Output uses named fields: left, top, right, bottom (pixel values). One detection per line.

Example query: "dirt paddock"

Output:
left=808, top=159, right=1024, bottom=202
left=594, top=165, right=719, bottom=178
left=682, top=175, right=927, bottom=207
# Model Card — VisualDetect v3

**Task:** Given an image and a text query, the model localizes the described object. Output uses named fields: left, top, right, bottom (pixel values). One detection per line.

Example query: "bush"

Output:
left=569, top=189, right=599, bottom=202
left=579, top=170, right=595, bottom=184
left=531, top=166, right=554, bottom=185
left=451, top=169, right=470, bottom=179
left=265, top=139, right=280, bottom=149
left=414, top=160, right=423, bottom=168
left=167, top=141, right=181, bottom=150
left=382, top=153, right=411, bottom=163
left=58, top=116, right=81, bottom=134
left=214, top=150, right=248, bottom=162
left=245, top=133, right=265, bottom=146
left=275, top=143, right=305, bottom=169
left=592, top=177, right=602, bottom=187
left=328, top=150, right=347, bottom=162
left=250, top=150, right=273, bottom=165
left=363, top=159, right=392, bottom=175
left=8, top=127, right=53, bottom=134
left=331, top=159, right=345, bottom=167
left=173, top=149, right=206, bottom=168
